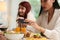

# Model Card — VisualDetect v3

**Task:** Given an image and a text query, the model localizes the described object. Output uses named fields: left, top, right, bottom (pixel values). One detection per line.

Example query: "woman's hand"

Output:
left=16, top=17, right=24, bottom=24
left=25, top=19, right=37, bottom=27
left=25, top=19, right=45, bottom=33
left=16, top=17, right=24, bottom=22
left=0, top=31, right=7, bottom=40
left=17, top=17, right=24, bottom=20
left=0, top=30, right=4, bottom=35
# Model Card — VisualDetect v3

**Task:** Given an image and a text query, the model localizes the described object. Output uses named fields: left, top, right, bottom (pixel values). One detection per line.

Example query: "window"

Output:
left=0, top=0, right=9, bottom=27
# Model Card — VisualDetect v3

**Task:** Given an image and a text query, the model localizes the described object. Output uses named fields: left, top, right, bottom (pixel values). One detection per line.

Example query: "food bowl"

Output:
left=5, top=33, right=24, bottom=40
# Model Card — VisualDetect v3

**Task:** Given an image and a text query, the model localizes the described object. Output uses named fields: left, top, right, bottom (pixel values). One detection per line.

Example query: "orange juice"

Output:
left=21, top=27, right=26, bottom=34
left=14, top=27, right=20, bottom=33
left=14, top=27, right=26, bottom=34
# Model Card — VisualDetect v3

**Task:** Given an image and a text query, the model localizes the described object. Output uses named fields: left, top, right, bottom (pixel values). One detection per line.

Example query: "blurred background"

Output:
left=0, top=0, right=60, bottom=29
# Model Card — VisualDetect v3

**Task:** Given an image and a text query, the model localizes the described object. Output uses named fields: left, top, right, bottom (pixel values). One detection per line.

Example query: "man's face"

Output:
left=18, top=5, right=26, bottom=16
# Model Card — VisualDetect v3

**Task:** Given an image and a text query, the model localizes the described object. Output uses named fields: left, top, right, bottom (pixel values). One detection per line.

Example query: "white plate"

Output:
left=5, top=33, right=24, bottom=40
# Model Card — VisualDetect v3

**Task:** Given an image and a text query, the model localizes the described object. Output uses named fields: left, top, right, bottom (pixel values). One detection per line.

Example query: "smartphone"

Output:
left=17, top=19, right=29, bottom=24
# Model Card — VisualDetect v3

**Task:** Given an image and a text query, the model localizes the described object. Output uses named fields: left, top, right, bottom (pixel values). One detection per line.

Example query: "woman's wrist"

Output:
left=39, top=26, right=45, bottom=33
left=33, top=24, right=45, bottom=33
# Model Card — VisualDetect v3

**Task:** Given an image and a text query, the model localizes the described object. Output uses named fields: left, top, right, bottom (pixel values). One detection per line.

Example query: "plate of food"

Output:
left=25, top=32, right=48, bottom=40
left=4, top=31, right=24, bottom=40
left=26, top=37, right=47, bottom=40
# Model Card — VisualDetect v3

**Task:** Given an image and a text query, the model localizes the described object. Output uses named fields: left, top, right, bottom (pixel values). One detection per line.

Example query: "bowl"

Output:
left=5, top=33, right=24, bottom=40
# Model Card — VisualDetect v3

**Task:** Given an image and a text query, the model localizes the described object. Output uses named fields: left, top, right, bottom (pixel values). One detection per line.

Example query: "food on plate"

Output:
left=33, top=33, right=41, bottom=38
left=26, top=37, right=47, bottom=40
left=26, top=37, right=34, bottom=40
left=26, top=32, right=30, bottom=37
left=40, top=37, right=47, bottom=40
left=26, top=32, right=41, bottom=38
